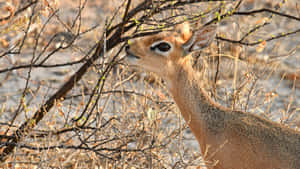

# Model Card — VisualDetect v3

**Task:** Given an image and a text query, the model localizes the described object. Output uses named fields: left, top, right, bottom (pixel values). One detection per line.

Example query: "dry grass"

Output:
left=0, top=0, right=299, bottom=168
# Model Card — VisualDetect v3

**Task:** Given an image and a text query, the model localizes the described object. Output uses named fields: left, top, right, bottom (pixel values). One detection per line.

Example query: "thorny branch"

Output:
left=0, top=0, right=299, bottom=165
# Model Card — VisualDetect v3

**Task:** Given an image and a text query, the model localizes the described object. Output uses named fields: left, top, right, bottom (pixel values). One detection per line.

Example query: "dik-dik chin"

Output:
left=125, top=22, right=300, bottom=169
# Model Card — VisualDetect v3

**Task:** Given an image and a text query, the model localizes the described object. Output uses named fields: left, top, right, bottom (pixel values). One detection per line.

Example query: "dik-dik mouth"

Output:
left=126, top=51, right=141, bottom=59
left=125, top=45, right=141, bottom=59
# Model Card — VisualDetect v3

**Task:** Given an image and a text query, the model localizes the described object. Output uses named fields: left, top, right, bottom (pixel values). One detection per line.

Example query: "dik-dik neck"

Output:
left=166, top=57, right=226, bottom=143
left=167, top=57, right=219, bottom=116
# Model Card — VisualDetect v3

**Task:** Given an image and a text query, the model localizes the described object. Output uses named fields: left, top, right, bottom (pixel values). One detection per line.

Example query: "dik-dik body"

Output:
left=125, top=23, right=300, bottom=169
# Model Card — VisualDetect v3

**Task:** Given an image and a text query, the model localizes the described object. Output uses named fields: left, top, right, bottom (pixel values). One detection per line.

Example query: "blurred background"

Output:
left=0, top=0, right=299, bottom=168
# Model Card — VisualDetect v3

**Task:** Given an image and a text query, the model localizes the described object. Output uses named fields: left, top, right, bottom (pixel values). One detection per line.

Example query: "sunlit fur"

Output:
left=125, top=23, right=300, bottom=169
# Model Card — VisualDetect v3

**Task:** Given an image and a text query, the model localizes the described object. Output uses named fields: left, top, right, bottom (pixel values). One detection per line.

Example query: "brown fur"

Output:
left=125, top=23, right=300, bottom=169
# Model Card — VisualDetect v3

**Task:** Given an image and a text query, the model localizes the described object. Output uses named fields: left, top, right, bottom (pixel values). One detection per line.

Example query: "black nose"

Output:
left=125, top=45, right=130, bottom=51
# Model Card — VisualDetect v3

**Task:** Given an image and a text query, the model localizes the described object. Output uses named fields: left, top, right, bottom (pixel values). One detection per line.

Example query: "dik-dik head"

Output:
left=125, top=23, right=217, bottom=77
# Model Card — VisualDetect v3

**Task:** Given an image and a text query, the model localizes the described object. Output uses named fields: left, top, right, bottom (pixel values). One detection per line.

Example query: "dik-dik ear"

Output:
left=182, top=24, right=217, bottom=53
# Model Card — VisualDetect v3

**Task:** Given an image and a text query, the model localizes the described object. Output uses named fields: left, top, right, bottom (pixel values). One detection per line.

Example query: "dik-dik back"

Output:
left=125, top=23, right=300, bottom=169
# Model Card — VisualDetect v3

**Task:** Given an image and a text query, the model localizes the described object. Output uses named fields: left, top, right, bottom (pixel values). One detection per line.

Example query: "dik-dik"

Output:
left=125, top=23, right=300, bottom=169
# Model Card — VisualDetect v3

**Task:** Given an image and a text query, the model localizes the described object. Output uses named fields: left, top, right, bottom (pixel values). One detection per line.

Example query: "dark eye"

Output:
left=150, top=42, right=171, bottom=52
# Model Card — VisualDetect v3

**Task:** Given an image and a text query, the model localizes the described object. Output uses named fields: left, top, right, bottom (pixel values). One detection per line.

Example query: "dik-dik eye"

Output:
left=150, top=41, right=173, bottom=56
left=152, top=42, right=171, bottom=52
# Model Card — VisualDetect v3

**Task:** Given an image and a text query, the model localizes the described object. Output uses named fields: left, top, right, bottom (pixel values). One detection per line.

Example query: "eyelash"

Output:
left=150, top=41, right=172, bottom=55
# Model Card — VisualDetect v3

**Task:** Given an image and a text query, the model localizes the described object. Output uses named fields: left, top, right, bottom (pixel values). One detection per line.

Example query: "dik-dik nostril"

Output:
left=125, top=45, right=130, bottom=51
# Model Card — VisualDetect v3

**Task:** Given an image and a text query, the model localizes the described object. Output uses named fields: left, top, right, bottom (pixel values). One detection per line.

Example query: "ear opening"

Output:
left=182, top=24, right=217, bottom=53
